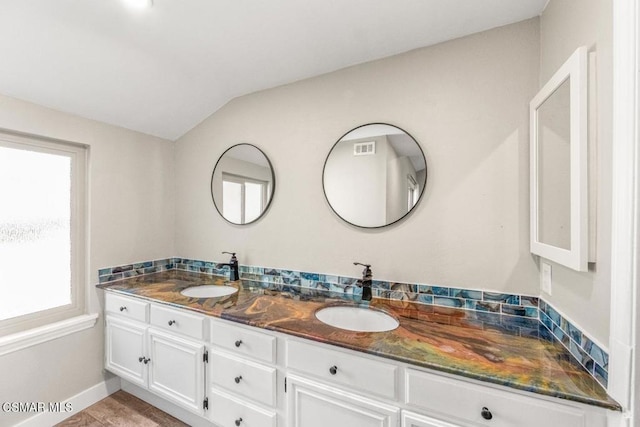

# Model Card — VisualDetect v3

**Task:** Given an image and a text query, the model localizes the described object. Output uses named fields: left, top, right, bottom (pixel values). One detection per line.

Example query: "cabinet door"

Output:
left=147, top=328, right=205, bottom=415
left=105, top=316, right=147, bottom=387
left=287, top=374, right=399, bottom=427
left=402, top=411, right=463, bottom=427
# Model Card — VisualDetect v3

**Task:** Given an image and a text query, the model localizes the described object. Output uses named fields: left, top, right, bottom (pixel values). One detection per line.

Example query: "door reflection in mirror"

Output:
left=323, top=123, right=427, bottom=228
left=211, top=144, right=275, bottom=225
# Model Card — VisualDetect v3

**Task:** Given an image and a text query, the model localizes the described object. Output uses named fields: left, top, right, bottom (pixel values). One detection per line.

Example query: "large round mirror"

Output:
left=323, top=123, right=427, bottom=228
left=211, top=144, right=275, bottom=225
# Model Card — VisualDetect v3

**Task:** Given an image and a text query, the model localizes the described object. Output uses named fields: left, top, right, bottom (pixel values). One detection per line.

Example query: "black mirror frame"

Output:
left=322, top=123, right=427, bottom=229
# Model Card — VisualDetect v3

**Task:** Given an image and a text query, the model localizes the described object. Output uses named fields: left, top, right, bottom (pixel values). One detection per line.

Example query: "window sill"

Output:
left=0, top=313, right=99, bottom=356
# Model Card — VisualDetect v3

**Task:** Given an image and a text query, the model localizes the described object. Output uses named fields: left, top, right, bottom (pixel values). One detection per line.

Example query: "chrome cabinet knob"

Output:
left=329, top=365, right=338, bottom=375
left=119, top=306, right=126, bottom=311
left=143, top=357, right=150, bottom=364
left=235, top=340, right=243, bottom=347
left=168, top=320, right=175, bottom=326
left=235, top=418, right=243, bottom=426
left=481, top=407, right=492, bottom=420
left=234, top=375, right=243, bottom=384
left=139, top=356, right=144, bottom=363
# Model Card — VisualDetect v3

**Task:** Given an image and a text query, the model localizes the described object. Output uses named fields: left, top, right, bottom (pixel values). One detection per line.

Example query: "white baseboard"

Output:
left=14, top=376, right=121, bottom=427
left=121, top=381, right=215, bottom=427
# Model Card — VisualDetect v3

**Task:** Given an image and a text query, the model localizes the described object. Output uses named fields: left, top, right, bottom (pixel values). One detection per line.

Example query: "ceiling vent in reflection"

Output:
left=353, top=141, right=376, bottom=156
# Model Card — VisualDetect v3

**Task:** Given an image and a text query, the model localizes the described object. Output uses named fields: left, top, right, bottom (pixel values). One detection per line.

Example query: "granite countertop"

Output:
left=97, top=270, right=620, bottom=411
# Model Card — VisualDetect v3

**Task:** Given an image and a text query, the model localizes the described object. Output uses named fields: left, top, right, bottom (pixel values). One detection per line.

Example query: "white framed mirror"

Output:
left=530, top=46, right=588, bottom=271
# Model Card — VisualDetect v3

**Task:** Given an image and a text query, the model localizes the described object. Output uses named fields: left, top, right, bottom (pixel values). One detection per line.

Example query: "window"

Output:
left=222, top=173, right=269, bottom=224
left=407, top=175, right=419, bottom=211
left=0, top=131, right=87, bottom=337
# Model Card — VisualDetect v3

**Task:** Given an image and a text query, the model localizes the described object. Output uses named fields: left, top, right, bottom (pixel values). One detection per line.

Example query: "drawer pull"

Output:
left=235, top=339, right=243, bottom=347
left=119, top=306, right=127, bottom=312
left=329, top=365, right=338, bottom=375
left=138, top=356, right=144, bottom=363
left=235, top=418, right=243, bottom=426
left=481, top=407, right=493, bottom=420
left=168, top=320, right=176, bottom=326
left=234, top=375, right=243, bottom=384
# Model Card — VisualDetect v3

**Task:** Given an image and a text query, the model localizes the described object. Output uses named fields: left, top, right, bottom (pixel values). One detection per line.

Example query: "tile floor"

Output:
left=55, top=390, right=187, bottom=426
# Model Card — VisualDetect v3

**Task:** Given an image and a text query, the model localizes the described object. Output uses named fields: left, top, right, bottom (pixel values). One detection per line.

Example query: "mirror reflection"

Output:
left=323, top=123, right=427, bottom=228
left=537, top=78, right=571, bottom=250
left=529, top=46, right=588, bottom=271
left=211, top=144, right=275, bottom=225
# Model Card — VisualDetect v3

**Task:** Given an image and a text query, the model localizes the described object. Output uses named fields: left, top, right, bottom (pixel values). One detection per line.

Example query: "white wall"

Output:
left=175, top=19, right=540, bottom=294
left=0, top=94, right=175, bottom=426
left=324, top=135, right=390, bottom=226
left=539, top=0, right=613, bottom=346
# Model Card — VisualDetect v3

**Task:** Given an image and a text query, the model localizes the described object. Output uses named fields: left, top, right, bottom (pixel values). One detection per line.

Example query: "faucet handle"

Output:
left=353, top=262, right=372, bottom=278
left=222, top=251, right=238, bottom=262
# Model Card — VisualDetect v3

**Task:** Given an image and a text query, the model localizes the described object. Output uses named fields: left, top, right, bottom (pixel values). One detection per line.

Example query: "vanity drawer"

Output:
left=286, top=339, right=398, bottom=400
left=105, top=293, right=148, bottom=323
left=210, top=349, right=277, bottom=407
left=209, top=388, right=277, bottom=427
left=405, top=369, right=585, bottom=427
left=210, top=318, right=276, bottom=364
left=150, top=304, right=206, bottom=340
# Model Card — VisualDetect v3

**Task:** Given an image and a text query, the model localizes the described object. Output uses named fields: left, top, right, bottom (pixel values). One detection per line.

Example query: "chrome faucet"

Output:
left=217, top=251, right=240, bottom=281
left=354, top=262, right=372, bottom=301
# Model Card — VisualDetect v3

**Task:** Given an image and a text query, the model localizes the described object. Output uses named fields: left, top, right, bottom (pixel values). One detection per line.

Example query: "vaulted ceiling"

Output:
left=0, top=0, right=546, bottom=140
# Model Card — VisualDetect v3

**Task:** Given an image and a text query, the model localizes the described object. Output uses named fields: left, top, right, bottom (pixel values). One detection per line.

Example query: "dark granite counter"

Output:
left=97, top=270, right=620, bottom=411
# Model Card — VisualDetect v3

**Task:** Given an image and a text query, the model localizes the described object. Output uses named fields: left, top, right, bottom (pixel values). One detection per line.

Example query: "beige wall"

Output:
left=175, top=19, right=540, bottom=294
left=0, top=94, right=175, bottom=425
left=539, top=0, right=613, bottom=346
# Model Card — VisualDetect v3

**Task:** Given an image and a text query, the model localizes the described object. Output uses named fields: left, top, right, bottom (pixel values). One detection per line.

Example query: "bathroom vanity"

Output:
left=99, top=271, right=619, bottom=427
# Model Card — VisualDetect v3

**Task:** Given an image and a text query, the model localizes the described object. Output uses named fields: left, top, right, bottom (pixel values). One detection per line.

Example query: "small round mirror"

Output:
left=323, top=123, right=427, bottom=228
left=211, top=144, right=275, bottom=225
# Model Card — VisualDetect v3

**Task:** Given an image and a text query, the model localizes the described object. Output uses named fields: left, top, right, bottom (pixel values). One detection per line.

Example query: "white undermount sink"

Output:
left=315, top=306, right=399, bottom=332
left=180, top=285, right=238, bottom=298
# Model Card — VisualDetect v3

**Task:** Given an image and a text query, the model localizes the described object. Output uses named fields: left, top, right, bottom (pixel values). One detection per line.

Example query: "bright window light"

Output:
left=0, top=147, right=71, bottom=321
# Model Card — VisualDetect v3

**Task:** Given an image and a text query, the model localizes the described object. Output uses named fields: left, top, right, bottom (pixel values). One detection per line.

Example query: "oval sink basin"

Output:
left=180, top=285, right=238, bottom=298
left=315, top=306, right=399, bottom=332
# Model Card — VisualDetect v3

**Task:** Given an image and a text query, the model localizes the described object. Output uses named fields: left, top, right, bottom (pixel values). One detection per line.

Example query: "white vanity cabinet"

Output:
left=105, top=315, right=148, bottom=387
left=208, top=317, right=278, bottom=427
left=286, top=373, right=399, bottom=427
left=283, top=336, right=609, bottom=427
left=285, top=338, right=400, bottom=427
left=104, top=293, right=208, bottom=416
left=404, top=368, right=596, bottom=427
left=103, top=292, right=613, bottom=427
left=402, top=411, right=462, bottom=427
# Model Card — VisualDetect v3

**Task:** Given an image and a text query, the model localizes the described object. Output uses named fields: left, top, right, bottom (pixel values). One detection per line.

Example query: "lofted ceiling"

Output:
left=0, top=0, right=547, bottom=140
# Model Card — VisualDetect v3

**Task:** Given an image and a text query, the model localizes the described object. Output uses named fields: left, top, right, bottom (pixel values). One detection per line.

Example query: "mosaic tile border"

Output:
left=98, top=258, right=539, bottom=320
left=97, top=257, right=608, bottom=390
left=98, top=258, right=175, bottom=283
left=539, top=300, right=609, bottom=389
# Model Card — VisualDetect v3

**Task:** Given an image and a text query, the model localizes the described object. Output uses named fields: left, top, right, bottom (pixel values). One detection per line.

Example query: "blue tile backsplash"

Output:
left=539, top=299, right=609, bottom=389
left=98, top=256, right=609, bottom=390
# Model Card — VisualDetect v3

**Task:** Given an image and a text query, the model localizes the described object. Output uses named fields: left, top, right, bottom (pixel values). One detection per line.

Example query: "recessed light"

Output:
left=122, top=0, right=153, bottom=10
